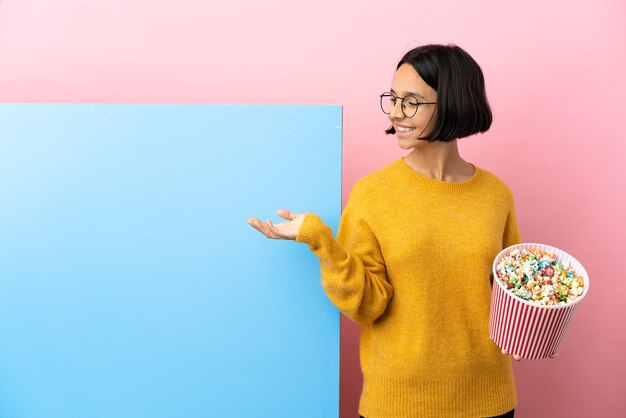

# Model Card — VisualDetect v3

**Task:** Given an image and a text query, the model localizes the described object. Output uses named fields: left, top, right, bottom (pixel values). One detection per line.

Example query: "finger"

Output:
left=247, top=218, right=265, bottom=233
left=265, top=219, right=284, bottom=239
left=249, top=218, right=265, bottom=230
left=266, top=219, right=278, bottom=232
left=501, top=348, right=522, bottom=361
left=248, top=218, right=278, bottom=239
left=549, top=352, right=560, bottom=359
left=276, top=209, right=297, bottom=221
left=264, top=219, right=277, bottom=236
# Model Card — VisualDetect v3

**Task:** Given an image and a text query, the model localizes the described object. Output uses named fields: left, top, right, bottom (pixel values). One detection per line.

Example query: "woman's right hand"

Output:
left=247, top=209, right=306, bottom=240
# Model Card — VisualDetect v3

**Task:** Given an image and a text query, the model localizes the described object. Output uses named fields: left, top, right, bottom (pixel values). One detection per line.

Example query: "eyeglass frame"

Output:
left=379, top=92, right=437, bottom=118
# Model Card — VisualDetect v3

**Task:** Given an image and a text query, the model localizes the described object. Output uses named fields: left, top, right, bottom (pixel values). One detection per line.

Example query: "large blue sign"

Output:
left=0, top=104, right=341, bottom=418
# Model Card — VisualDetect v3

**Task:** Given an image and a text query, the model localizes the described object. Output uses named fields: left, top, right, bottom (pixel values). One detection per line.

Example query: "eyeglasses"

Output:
left=379, top=92, right=437, bottom=118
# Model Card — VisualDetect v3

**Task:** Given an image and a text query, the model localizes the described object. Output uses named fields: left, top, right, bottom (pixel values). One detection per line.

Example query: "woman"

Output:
left=248, top=44, right=547, bottom=418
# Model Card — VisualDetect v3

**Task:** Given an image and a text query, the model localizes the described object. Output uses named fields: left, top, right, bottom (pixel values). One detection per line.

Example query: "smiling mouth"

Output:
left=396, top=126, right=416, bottom=133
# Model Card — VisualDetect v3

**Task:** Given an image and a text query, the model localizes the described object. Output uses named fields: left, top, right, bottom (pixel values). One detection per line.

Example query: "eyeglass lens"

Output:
left=380, top=93, right=420, bottom=118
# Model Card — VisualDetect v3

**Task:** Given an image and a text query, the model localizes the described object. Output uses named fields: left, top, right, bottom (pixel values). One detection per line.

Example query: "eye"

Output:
left=405, top=96, right=419, bottom=107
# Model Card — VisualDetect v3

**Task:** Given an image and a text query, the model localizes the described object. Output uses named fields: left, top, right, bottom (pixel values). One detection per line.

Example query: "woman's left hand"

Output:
left=501, top=349, right=559, bottom=361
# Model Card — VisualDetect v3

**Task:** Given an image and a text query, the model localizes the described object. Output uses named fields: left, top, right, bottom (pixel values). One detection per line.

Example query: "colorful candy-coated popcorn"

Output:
left=495, top=248, right=585, bottom=306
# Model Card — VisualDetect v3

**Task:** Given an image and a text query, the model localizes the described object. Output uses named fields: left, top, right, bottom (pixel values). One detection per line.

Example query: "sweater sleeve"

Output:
left=503, top=197, right=522, bottom=248
left=295, top=192, right=393, bottom=325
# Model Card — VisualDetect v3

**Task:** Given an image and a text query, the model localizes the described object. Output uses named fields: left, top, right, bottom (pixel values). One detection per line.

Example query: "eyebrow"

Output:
left=390, top=88, right=425, bottom=100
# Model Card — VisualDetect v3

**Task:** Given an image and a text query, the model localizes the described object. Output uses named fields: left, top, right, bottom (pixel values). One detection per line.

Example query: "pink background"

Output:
left=1, top=1, right=624, bottom=417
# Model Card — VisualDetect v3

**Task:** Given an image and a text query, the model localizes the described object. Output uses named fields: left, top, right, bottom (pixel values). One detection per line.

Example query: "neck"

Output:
left=403, top=140, right=473, bottom=182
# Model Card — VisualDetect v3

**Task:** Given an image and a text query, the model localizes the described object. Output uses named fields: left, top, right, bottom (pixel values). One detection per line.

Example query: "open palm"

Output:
left=247, top=209, right=305, bottom=240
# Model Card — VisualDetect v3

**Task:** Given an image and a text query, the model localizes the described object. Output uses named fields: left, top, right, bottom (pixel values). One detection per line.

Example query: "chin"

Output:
left=397, top=136, right=424, bottom=149
left=396, top=139, right=412, bottom=149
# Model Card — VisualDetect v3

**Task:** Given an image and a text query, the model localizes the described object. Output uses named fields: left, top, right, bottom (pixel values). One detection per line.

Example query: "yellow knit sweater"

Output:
left=296, top=158, right=522, bottom=418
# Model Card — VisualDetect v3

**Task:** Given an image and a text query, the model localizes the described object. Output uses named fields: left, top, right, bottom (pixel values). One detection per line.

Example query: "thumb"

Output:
left=276, top=209, right=298, bottom=221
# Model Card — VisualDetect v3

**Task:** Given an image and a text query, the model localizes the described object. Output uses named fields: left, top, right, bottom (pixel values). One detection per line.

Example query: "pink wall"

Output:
left=1, top=1, right=624, bottom=417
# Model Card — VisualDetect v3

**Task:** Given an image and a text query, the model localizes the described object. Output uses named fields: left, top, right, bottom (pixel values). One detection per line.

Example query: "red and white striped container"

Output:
left=489, top=243, right=589, bottom=359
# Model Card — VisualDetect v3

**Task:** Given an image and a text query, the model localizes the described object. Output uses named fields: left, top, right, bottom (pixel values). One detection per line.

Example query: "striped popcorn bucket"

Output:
left=489, top=243, right=590, bottom=359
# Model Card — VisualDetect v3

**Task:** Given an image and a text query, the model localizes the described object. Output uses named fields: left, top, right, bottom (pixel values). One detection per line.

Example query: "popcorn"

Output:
left=490, top=243, right=590, bottom=359
left=495, top=248, right=585, bottom=306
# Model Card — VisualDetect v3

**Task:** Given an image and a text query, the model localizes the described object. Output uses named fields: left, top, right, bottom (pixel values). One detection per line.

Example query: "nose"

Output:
left=388, top=99, right=404, bottom=121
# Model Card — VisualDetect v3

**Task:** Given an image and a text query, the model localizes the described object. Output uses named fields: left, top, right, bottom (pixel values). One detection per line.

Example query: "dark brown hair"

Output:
left=386, top=44, right=492, bottom=142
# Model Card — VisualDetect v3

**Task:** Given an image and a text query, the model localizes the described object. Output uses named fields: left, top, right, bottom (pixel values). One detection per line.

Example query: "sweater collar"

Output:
left=397, top=157, right=482, bottom=192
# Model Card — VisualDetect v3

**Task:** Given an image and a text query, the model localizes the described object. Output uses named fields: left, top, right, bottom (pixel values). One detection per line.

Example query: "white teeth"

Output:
left=397, top=126, right=415, bottom=133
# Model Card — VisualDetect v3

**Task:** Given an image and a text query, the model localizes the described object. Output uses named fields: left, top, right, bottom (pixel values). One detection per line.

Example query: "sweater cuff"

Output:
left=295, top=213, right=333, bottom=250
